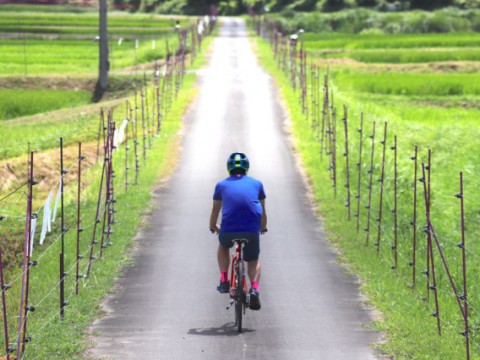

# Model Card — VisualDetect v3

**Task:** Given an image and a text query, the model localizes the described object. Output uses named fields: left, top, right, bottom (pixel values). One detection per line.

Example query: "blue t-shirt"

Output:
left=213, top=175, right=266, bottom=233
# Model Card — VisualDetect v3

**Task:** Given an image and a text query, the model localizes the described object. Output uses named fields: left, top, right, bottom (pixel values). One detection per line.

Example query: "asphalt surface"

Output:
left=89, top=18, right=379, bottom=360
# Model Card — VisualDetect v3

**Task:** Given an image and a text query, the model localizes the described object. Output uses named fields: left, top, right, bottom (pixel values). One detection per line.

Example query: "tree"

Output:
left=185, top=0, right=210, bottom=14
left=357, top=0, right=379, bottom=6
left=409, top=0, right=454, bottom=9
left=320, top=0, right=347, bottom=11
left=292, top=0, right=318, bottom=11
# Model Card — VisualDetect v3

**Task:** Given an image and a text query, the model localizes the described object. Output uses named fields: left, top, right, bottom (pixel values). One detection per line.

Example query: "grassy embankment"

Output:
left=17, top=75, right=197, bottom=359
left=255, top=31, right=480, bottom=359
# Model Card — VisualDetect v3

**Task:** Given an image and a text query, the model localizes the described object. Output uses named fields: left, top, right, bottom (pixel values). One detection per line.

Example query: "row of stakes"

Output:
left=255, top=15, right=472, bottom=359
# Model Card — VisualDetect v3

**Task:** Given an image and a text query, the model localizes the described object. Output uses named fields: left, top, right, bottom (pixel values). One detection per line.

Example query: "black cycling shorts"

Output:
left=218, top=232, right=260, bottom=262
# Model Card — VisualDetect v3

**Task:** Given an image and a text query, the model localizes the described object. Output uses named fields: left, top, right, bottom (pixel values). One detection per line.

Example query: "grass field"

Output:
left=0, top=37, right=179, bottom=74
left=0, top=89, right=92, bottom=120
left=0, top=9, right=193, bottom=135
left=302, top=33, right=480, bottom=49
left=333, top=73, right=480, bottom=96
left=319, top=47, right=480, bottom=63
left=256, top=25, right=480, bottom=359
left=0, top=11, right=190, bottom=36
left=0, top=10, right=191, bottom=75
left=0, top=4, right=95, bottom=13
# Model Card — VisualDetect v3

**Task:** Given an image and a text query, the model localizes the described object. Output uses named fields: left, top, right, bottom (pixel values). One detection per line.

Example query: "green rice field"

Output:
left=302, top=33, right=480, bottom=49
left=320, top=47, right=480, bottom=63
left=0, top=10, right=190, bottom=75
left=333, top=73, right=480, bottom=96
left=0, top=9, right=192, bottom=127
left=0, top=88, right=91, bottom=120
left=0, top=11, right=190, bottom=37
left=0, top=37, right=178, bottom=74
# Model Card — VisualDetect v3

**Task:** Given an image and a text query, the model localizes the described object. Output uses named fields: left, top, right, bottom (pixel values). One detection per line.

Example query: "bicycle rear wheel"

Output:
left=234, top=265, right=243, bottom=333
left=235, top=287, right=242, bottom=332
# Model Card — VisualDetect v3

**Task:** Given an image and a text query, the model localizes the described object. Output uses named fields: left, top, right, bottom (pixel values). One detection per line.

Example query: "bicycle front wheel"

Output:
left=235, top=279, right=243, bottom=333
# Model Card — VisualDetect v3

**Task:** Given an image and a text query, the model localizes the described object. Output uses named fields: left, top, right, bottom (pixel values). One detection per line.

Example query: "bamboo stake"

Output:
left=365, top=122, right=376, bottom=245
left=355, top=114, right=364, bottom=233
left=375, top=122, right=387, bottom=254
left=410, top=146, right=418, bottom=287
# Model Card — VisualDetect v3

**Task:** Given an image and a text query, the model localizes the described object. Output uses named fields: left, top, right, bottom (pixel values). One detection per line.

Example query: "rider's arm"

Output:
left=209, top=200, right=222, bottom=233
left=260, top=199, right=267, bottom=233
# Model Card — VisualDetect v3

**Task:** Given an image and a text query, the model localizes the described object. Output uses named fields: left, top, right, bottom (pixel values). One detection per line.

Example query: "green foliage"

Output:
left=453, top=0, right=480, bottom=8
left=273, top=8, right=480, bottom=33
left=246, top=0, right=268, bottom=12
left=260, top=0, right=475, bottom=12
left=318, top=0, right=348, bottom=11
left=410, top=0, right=454, bottom=10
left=357, top=0, right=379, bottom=6
left=156, top=0, right=187, bottom=14
left=0, top=89, right=91, bottom=121
left=288, top=0, right=319, bottom=11
left=107, top=0, right=480, bottom=13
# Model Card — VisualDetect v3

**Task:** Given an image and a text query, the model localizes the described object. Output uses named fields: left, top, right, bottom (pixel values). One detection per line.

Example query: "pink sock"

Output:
left=220, top=271, right=228, bottom=283
left=251, top=281, right=259, bottom=291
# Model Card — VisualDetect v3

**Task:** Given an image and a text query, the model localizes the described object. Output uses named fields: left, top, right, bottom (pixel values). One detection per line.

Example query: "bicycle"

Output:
left=227, top=238, right=249, bottom=333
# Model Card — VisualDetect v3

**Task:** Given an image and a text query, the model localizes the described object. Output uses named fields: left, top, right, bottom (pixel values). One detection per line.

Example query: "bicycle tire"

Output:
left=235, top=264, right=243, bottom=333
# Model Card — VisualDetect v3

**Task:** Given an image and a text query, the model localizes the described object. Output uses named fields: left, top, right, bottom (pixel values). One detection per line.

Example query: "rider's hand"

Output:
left=260, top=228, right=268, bottom=235
left=210, top=224, right=220, bottom=234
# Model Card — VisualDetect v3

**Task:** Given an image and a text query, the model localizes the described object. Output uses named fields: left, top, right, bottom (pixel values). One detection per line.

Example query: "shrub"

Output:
left=357, top=0, right=379, bottom=6
left=155, top=0, right=186, bottom=15
left=426, top=12, right=471, bottom=32
left=291, top=0, right=318, bottom=11
left=399, top=11, right=429, bottom=33
left=318, top=0, right=347, bottom=12
left=279, top=7, right=296, bottom=18
left=295, top=12, right=333, bottom=32
left=272, top=7, right=480, bottom=34
left=329, top=8, right=373, bottom=32
left=359, top=27, right=385, bottom=34
left=453, top=0, right=480, bottom=8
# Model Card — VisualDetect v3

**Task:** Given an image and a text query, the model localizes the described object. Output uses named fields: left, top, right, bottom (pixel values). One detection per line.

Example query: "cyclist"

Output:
left=209, top=152, right=267, bottom=310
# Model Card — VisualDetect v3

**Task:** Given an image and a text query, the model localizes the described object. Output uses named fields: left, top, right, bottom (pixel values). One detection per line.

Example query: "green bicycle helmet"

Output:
left=227, top=152, right=249, bottom=174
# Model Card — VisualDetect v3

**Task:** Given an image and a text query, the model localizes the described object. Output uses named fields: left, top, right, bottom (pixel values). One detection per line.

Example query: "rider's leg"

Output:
left=216, top=244, right=230, bottom=293
left=247, top=260, right=262, bottom=310
left=247, top=260, right=261, bottom=284
left=217, top=244, right=230, bottom=272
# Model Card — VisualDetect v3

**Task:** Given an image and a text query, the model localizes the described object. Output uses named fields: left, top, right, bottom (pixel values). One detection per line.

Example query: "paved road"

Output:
left=89, top=18, right=378, bottom=360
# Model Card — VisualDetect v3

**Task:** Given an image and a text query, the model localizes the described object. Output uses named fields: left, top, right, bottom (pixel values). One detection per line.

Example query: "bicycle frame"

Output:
left=229, top=241, right=248, bottom=298
left=229, top=239, right=249, bottom=333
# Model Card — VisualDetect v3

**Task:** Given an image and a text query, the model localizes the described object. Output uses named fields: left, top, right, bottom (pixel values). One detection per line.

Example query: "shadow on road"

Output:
left=188, top=322, right=256, bottom=336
